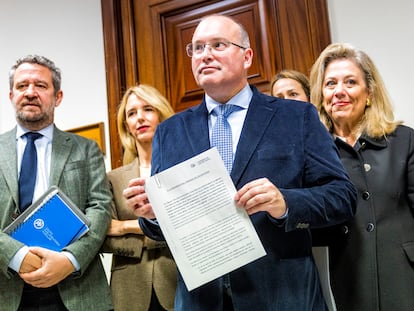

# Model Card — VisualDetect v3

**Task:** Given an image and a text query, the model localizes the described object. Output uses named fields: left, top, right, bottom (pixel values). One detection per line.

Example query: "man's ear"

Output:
left=55, top=90, right=64, bottom=107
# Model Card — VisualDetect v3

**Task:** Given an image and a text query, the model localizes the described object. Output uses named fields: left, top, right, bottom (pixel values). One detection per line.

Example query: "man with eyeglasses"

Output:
left=124, top=14, right=356, bottom=311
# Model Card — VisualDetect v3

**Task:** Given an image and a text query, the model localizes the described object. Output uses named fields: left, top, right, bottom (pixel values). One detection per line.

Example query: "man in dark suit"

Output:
left=0, top=55, right=113, bottom=310
left=124, top=15, right=356, bottom=310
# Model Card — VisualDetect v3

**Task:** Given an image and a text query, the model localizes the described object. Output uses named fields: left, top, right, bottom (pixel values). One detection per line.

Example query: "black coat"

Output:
left=326, top=125, right=414, bottom=310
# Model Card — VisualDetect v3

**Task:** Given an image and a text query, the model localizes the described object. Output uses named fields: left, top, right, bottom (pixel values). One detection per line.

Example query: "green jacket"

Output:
left=0, top=126, right=113, bottom=311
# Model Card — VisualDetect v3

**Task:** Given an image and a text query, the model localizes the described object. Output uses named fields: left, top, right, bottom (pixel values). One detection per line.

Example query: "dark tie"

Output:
left=19, top=132, right=42, bottom=211
left=211, top=104, right=240, bottom=173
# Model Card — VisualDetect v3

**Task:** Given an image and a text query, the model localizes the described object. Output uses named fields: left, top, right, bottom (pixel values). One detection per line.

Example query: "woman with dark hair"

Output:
left=270, top=69, right=310, bottom=101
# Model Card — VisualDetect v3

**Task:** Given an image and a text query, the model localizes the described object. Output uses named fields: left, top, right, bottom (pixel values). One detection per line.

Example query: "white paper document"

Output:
left=145, top=148, right=266, bottom=291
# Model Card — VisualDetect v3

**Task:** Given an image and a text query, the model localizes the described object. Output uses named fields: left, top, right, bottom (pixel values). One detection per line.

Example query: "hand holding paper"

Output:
left=123, top=177, right=156, bottom=219
left=144, top=148, right=266, bottom=291
left=235, top=177, right=288, bottom=218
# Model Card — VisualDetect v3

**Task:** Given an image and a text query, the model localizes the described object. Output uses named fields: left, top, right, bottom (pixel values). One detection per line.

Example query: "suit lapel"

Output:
left=231, top=91, right=277, bottom=185
left=182, top=102, right=211, bottom=154
left=49, top=126, right=73, bottom=185
left=174, top=92, right=278, bottom=187
left=0, top=128, right=19, bottom=204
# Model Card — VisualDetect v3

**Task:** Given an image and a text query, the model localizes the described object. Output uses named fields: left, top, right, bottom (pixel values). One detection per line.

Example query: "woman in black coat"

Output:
left=310, top=43, right=414, bottom=311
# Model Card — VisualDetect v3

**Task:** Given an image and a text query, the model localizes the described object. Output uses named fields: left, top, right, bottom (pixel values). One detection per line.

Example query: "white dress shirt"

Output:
left=9, top=124, right=80, bottom=272
left=206, top=84, right=253, bottom=154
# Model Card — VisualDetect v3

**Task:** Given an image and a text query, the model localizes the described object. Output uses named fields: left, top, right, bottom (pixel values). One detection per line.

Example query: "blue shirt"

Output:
left=206, top=84, right=253, bottom=154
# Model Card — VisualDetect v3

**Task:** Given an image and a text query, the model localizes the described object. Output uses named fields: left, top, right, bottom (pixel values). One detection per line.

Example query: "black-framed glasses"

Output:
left=185, top=40, right=247, bottom=57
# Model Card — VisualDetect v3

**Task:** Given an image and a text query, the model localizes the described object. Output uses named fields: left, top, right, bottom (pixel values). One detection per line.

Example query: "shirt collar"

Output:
left=335, top=132, right=388, bottom=150
left=206, top=84, right=252, bottom=114
left=16, top=123, right=54, bottom=142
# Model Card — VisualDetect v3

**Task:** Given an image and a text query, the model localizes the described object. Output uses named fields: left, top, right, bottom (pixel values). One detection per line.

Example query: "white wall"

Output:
left=0, top=0, right=111, bottom=167
left=0, top=0, right=112, bottom=281
left=327, top=0, right=414, bottom=127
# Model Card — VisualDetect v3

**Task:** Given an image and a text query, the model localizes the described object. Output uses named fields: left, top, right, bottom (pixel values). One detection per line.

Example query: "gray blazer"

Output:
left=0, top=126, right=113, bottom=311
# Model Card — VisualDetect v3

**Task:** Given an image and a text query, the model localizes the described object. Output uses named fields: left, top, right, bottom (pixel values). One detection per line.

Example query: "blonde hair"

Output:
left=117, top=84, right=174, bottom=165
left=310, top=43, right=401, bottom=138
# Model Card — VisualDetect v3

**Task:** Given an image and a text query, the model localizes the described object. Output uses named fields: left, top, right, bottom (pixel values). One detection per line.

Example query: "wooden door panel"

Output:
left=101, top=0, right=331, bottom=168
left=273, top=0, right=331, bottom=75
left=162, top=0, right=274, bottom=111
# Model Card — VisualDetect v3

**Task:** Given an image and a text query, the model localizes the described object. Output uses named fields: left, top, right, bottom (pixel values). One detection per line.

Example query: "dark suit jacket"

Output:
left=0, top=126, right=113, bottom=311
left=140, top=86, right=357, bottom=311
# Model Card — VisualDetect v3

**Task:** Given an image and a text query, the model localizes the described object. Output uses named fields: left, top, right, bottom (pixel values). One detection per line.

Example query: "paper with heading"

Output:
left=145, top=148, right=266, bottom=291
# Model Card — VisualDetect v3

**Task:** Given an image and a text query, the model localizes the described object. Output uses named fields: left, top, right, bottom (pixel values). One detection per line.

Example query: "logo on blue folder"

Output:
left=33, top=218, right=45, bottom=229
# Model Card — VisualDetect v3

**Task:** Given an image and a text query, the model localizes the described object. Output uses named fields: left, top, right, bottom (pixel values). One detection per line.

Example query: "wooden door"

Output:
left=101, top=0, right=331, bottom=168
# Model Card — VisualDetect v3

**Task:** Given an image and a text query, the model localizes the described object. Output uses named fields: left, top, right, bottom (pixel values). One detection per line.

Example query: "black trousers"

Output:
left=18, top=284, right=67, bottom=311
left=223, top=274, right=235, bottom=311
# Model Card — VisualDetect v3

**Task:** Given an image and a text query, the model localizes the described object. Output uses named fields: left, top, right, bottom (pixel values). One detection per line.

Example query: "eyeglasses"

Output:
left=186, top=40, right=247, bottom=57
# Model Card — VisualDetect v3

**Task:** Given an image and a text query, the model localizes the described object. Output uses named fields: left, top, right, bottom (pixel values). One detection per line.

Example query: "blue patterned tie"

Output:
left=211, top=104, right=240, bottom=173
left=19, top=132, right=42, bottom=211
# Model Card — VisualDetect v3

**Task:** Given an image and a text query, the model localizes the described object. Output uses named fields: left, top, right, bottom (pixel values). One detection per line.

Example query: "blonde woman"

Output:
left=310, top=43, right=414, bottom=311
left=103, top=84, right=177, bottom=311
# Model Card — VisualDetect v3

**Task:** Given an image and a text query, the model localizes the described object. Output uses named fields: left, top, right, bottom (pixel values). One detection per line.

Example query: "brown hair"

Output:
left=270, top=69, right=310, bottom=100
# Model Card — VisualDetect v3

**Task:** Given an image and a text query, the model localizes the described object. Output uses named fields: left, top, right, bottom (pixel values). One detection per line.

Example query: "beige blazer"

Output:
left=102, top=158, right=177, bottom=311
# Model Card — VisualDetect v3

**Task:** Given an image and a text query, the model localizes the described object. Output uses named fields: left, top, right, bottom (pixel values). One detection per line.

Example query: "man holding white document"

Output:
left=124, top=15, right=357, bottom=311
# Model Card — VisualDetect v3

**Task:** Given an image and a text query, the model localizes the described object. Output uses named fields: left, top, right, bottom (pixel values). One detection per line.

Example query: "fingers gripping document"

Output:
left=144, top=148, right=266, bottom=291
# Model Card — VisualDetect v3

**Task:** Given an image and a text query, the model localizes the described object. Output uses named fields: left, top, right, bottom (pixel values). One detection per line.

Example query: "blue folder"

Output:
left=4, top=186, right=90, bottom=251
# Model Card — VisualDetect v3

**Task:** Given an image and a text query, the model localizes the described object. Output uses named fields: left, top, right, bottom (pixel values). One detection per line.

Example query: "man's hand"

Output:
left=235, top=177, right=287, bottom=218
left=123, top=177, right=156, bottom=219
left=19, top=251, right=42, bottom=273
left=19, top=247, right=75, bottom=288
